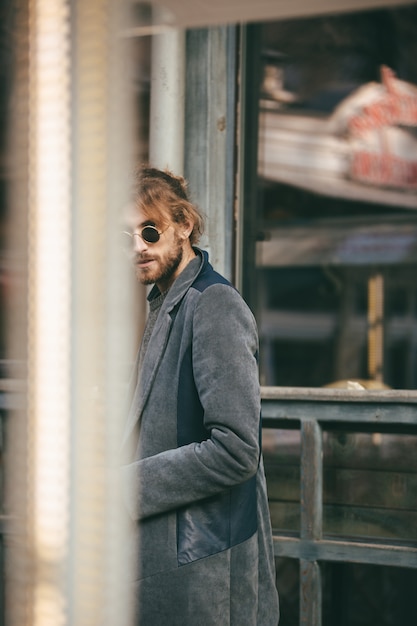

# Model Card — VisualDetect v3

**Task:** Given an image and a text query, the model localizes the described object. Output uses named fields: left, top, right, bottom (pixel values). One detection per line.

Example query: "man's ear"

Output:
left=180, top=220, right=194, bottom=241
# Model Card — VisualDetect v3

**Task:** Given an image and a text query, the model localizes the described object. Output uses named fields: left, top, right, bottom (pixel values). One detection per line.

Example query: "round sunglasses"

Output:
left=122, top=224, right=168, bottom=246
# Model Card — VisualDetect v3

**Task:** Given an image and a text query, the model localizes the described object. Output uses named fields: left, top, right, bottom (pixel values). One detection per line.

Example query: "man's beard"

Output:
left=136, top=238, right=183, bottom=287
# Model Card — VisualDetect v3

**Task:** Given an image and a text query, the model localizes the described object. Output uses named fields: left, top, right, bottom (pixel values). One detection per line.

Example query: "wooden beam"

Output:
left=273, top=536, right=417, bottom=569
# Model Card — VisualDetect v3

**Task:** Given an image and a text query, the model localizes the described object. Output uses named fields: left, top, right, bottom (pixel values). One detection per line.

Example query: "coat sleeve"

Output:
left=122, top=283, right=261, bottom=521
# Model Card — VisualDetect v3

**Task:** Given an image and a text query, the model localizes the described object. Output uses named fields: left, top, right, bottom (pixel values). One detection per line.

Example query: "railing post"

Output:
left=300, top=559, right=322, bottom=626
left=300, top=419, right=323, bottom=626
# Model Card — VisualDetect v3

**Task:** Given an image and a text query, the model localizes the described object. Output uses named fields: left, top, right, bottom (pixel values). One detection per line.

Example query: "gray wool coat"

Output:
left=122, top=249, right=279, bottom=626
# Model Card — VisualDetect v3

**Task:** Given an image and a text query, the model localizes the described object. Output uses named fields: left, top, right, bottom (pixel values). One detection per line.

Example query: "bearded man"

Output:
left=122, top=166, right=279, bottom=626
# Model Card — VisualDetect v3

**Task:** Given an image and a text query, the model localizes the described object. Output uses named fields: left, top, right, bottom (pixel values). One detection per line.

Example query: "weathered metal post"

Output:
left=300, top=419, right=323, bottom=625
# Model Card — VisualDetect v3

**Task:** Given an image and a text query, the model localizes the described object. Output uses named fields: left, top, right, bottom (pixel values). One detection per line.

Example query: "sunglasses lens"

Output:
left=141, top=226, right=160, bottom=243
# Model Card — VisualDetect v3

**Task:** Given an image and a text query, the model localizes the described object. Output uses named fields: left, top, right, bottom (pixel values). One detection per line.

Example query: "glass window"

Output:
left=249, top=5, right=417, bottom=390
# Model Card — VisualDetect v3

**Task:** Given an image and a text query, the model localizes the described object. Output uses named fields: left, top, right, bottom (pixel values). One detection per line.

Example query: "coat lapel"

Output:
left=122, top=310, right=173, bottom=448
left=121, top=248, right=207, bottom=449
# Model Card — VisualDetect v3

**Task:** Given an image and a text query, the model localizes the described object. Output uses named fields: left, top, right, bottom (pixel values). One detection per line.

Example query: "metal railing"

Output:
left=261, top=386, right=417, bottom=626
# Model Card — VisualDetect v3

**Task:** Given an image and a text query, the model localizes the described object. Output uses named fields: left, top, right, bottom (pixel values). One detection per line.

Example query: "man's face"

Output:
left=124, top=207, right=190, bottom=292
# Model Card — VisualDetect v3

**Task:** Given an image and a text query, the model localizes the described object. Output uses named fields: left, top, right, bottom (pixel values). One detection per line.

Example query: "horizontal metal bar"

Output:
left=273, top=535, right=417, bottom=569
left=262, top=387, right=417, bottom=403
left=262, top=400, right=417, bottom=426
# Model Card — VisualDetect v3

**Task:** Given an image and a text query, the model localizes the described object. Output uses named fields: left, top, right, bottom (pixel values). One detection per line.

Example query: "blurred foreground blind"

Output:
left=6, top=1, right=137, bottom=625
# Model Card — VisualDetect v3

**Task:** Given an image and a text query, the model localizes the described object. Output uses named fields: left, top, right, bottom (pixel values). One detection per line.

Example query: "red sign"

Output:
left=348, top=66, right=417, bottom=137
left=333, top=66, right=417, bottom=190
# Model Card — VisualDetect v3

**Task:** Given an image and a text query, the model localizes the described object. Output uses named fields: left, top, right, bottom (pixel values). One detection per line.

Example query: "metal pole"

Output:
left=368, top=272, right=384, bottom=382
left=149, top=23, right=185, bottom=173
left=300, top=419, right=323, bottom=626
